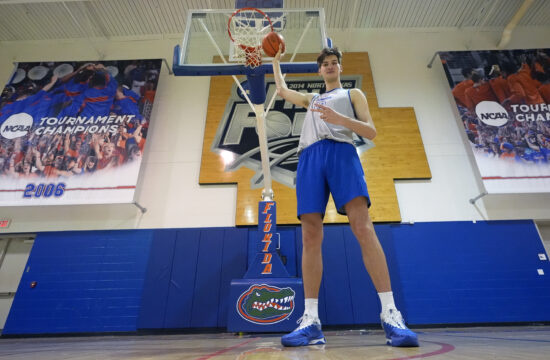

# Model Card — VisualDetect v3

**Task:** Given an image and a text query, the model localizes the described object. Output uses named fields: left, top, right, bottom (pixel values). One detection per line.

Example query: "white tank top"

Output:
left=298, top=88, right=356, bottom=154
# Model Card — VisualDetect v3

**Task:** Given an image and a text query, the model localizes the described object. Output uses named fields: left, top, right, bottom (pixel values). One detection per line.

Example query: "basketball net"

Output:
left=228, top=7, right=273, bottom=68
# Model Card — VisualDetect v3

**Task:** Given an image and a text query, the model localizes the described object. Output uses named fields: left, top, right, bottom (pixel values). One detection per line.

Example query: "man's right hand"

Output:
left=273, top=44, right=284, bottom=63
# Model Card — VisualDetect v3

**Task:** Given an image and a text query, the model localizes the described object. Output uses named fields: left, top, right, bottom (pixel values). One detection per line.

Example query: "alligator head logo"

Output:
left=236, top=284, right=295, bottom=324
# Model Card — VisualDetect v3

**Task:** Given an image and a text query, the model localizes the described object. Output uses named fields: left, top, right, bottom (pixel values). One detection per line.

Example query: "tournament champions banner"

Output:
left=0, top=59, right=161, bottom=205
left=440, top=49, right=550, bottom=194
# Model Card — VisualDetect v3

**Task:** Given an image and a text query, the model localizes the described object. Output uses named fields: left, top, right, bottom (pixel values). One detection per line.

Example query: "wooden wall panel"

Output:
left=199, top=52, right=431, bottom=225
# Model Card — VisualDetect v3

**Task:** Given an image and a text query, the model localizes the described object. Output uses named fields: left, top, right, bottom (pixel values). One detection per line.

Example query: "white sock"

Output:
left=378, top=291, right=396, bottom=311
left=304, top=298, right=319, bottom=320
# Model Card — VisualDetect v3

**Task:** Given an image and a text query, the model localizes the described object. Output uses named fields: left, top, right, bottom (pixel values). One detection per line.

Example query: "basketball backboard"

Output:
left=173, top=8, right=328, bottom=76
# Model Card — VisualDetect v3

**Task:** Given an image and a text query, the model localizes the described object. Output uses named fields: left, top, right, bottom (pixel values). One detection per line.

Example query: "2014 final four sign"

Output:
left=0, top=59, right=161, bottom=205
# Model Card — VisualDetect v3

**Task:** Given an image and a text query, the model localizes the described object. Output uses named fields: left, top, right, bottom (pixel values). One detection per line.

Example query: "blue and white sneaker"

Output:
left=281, top=314, right=326, bottom=347
left=381, top=307, right=419, bottom=347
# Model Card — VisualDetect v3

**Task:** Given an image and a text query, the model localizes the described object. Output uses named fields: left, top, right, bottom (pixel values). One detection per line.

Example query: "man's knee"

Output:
left=301, top=214, right=323, bottom=250
left=350, top=218, right=376, bottom=244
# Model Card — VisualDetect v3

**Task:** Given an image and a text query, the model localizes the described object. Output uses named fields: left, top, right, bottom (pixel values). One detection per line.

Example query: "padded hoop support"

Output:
left=245, top=69, right=266, bottom=105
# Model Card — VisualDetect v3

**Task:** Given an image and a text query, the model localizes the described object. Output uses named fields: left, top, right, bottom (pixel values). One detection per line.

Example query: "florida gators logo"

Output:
left=236, top=284, right=295, bottom=324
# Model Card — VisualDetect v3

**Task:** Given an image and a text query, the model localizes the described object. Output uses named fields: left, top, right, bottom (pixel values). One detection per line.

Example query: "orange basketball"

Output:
left=262, top=32, right=285, bottom=57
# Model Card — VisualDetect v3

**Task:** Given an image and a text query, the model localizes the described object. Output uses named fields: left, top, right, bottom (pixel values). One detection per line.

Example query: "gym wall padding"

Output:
left=3, top=220, right=549, bottom=335
left=3, top=230, right=154, bottom=335
left=138, top=227, right=248, bottom=330
left=391, top=220, right=550, bottom=324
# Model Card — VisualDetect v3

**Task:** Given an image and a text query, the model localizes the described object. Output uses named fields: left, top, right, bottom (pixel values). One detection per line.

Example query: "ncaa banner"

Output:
left=440, top=49, right=550, bottom=194
left=0, top=59, right=161, bottom=205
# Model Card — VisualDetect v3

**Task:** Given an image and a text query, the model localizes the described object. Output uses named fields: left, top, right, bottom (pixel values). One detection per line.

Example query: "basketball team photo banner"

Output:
left=0, top=59, right=162, bottom=205
left=440, top=49, right=550, bottom=194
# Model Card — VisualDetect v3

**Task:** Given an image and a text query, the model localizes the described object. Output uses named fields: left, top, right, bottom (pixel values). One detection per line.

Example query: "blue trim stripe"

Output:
left=309, top=94, right=320, bottom=108
left=324, top=87, right=342, bottom=94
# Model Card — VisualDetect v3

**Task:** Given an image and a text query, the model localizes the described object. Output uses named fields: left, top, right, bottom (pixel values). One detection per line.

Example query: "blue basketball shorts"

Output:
left=296, top=139, right=371, bottom=218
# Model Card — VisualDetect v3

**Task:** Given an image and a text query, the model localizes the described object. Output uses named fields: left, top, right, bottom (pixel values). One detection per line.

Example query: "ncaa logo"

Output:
left=236, top=284, right=295, bottom=324
left=475, top=101, right=509, bottom=127
left=212, top=76, right=373, bottom=189
left=1, top=113, right=32, bottom=139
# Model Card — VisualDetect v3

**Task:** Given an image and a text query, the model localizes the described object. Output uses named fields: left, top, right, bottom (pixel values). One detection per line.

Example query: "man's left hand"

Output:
left=311, top=104, right=347, bottom=126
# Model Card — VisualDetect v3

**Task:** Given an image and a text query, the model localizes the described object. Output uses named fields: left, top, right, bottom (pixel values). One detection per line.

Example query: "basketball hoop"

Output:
left=228, top=7, right=273, bottom=68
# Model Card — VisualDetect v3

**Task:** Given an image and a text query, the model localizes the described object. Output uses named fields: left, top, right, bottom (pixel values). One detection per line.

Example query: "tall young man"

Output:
left=272, top=47, right=418, bottom=348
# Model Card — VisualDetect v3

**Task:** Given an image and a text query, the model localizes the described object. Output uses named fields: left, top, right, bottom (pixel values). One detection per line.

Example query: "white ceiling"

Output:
left=0, top=0, right=548, bottom=42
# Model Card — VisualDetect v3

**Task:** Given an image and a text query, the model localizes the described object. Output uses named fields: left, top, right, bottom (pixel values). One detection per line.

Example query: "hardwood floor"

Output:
left=1, top=326, right=549, bottom=359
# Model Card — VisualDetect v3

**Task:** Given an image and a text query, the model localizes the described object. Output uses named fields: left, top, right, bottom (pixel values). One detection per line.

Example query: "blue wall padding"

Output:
left=217, top=228, right=248, bottom=327
left=163, top=229, right=201, bottom=328
left=3, top=230, right=153, bottom=335
left=4, top=220, right=550, bottom=335
left=139, top=227, right=248, bottom=330
left=189, top=228, right=225, bottom=327
left=137, top=229, right=176, bottom=329
left=320, top=226, right=355, bottom=325
left=391, top=220, right=550, bottom=325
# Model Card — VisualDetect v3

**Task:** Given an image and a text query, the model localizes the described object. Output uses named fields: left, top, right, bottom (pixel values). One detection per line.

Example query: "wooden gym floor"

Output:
left=1, top=325, right=549, bottom=359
